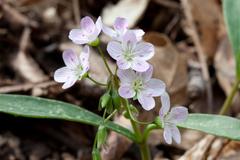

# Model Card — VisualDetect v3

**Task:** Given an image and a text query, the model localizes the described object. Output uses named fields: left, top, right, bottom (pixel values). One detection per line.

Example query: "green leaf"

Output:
left=223, top=0, right=240, bottom=78
left=178, top=114, right=240, bottom=141
left=0, top=94, right=136, bottom=141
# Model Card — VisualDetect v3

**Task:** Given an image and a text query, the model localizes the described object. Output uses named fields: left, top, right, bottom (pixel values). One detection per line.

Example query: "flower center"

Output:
left=132, top=79, right=144, bottom=93
left=123, top=42, right=134, bottom=61
left=74, top=65, right=83, bottom=77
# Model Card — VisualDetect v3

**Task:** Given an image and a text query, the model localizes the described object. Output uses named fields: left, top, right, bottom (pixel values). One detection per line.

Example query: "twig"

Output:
left=153, top=0, right=180, bottom=9
left=0, top=80, right=57, bottom=93
left=12, top=27, right=48, bottom=83
left=2, top=3, right=38, bottom=28
left=72, top=0, right=80, bottom=25
left=181, top=0, right=213, bottom=111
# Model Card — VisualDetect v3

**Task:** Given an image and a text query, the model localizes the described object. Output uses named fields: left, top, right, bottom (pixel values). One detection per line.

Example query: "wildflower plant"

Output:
left=1, top=3, right=240, bottom=160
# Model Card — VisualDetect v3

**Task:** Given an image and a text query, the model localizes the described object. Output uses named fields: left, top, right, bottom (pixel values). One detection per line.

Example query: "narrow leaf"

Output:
left=223, top=0, right=240, bottom=78
left=178, top=114, right=240, bottom=140
left=0, top=94, right=136, bottom=141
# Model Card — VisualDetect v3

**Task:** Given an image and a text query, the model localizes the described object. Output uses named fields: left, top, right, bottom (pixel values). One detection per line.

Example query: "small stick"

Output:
left=0, top=81, right=57, bottom=93
left=181, top=0, right=213, bottom=111
left=2, top=3, right=38, bottom=28
left=153, top=0, right=180, bottom=9
left=72, top=0, right=80, bottom=25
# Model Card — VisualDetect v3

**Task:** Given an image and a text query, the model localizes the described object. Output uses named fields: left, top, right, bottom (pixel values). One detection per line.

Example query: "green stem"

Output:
left=139, top=142, right=151, bottom=160
left=104, top=109, right=117, bottom=122
left=87, top=76, right=107, bottom=86
left=97, top=46, right=113, bottom=76
left=219, top=79, right=240, bottom=115
left=122, top=99, right=151, bottom=160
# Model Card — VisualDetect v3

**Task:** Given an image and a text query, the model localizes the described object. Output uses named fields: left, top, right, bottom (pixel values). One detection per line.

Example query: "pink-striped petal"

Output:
left=113, top=17, right=128, bottom=33
left=117, top=59, right=131, bottom=70
left=80, top=16, right=95, bottom=34
left=170, top=125, right=181, bottom=144
left=137, top=93, right=155, bottom=111
left=134, top=42, right=154, bottom=60
left=145, top=79, right=165, bottom=96
left=131, top=60, right=149, bottom=72
left=54, top=67, right=73, bottom=83
left=107, top=41, right=123, bottom=60
left=62, top=76, right=78, bottom=89
left=163, top=125, right=172, bottom=144
left=167, top=106, right=188, bottom=124
left=80, top=45, right=90, bottom=68
left=159, top=92, right=170, bottom=119
left=117, top=69, right=136, bottom=84
left=118, top=85, right=135, bottom=98
left=68, top=29, right=89, bottom=44
left=63, top=49, right=79, bottom=68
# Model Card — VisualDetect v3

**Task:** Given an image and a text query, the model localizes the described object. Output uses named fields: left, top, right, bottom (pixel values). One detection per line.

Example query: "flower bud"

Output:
left=99, top=92, right=111, bottom=109
left=111, top=89, right=121, bottom=110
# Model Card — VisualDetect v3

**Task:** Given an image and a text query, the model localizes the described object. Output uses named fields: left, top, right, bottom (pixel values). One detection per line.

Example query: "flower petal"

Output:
left=159, top=92, right=170, bottom=119
left=68, top=29, right=89, bottom=44
left=145, top=78, right=166, bottom=96
left=131, top=60, right=149, bottom=72
left=80, top=45, right=90, bottom=68
left=132, top=29, right=145, bottom=40
left=167, top=106, right=188, bottom=124
left=118, top=85, right=135, bottom=98
left=117, top=69, right=136, bottom=84
left=63, top=49, right=79, bottom=68
left=113, top=17, right=128, bottom=33
left=123, top=30, right=137, bottom=44
left=54, top=67, right=73, bottom=83
left=102, top=25, right=117, bottom=38
left=163, top=125, right=173, bottom=144
left=170, top=125, right=181, bottom=144
left=138, top=93, right=155, bottom=111
left=117, top=58, right=131, bottom=70
left=80, top=16, right=95, bottom=34
left=62, top=75, right=78, bottom=89
left=107, top=41, right=123, bottom=60
left=134, top=42, right=154, bottom=60
left=137, top=65, right=153, bottom=82
left=95, top=16, right=102, bottom=35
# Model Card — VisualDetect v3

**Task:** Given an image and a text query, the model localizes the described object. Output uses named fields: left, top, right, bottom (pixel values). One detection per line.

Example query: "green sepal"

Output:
left=89, top=38, right=100, bottom=47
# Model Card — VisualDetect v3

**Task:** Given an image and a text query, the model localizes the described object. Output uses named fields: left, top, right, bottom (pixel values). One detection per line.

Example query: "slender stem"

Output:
left=142, top=124, right=158, bottom=142
left=122, top=99, right=151, bottom=160
left=97, top=46, right=113, bottom=76
left=104, top=109, right=117, bottom=122
left=139, top=142, right=151, bottom=160
left=87, top=76, right=107, bottom=86
left=219, top=79, right=240, bottom=115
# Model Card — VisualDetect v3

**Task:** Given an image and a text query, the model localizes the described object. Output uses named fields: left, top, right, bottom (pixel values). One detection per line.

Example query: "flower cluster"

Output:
left=53, top=16, right=188, bottom=144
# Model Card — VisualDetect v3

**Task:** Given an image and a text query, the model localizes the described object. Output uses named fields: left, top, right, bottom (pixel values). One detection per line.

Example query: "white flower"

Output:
left=159, top=92, right=188, bottom=144
left=54, top=46, right=90, bottom=89
left=107, top=31, right=154, bottom=72
left=117, top=65, right=166, bottom=110
left=69, top=16, right=102, bottom=45
left=102, top=17, right=144, bottom=41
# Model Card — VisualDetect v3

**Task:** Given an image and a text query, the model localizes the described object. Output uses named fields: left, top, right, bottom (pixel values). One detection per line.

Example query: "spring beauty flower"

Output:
left=107, top=31, right=154, bottom=72
left=117, top=65, right=165, bottom=110
left=69, top=16, right=102, bottom=45
left=102, top=17, right=144, bottom=41
left=54, top=46, right=90, bottom=89
left=159, top=92, right=188, bottom=144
